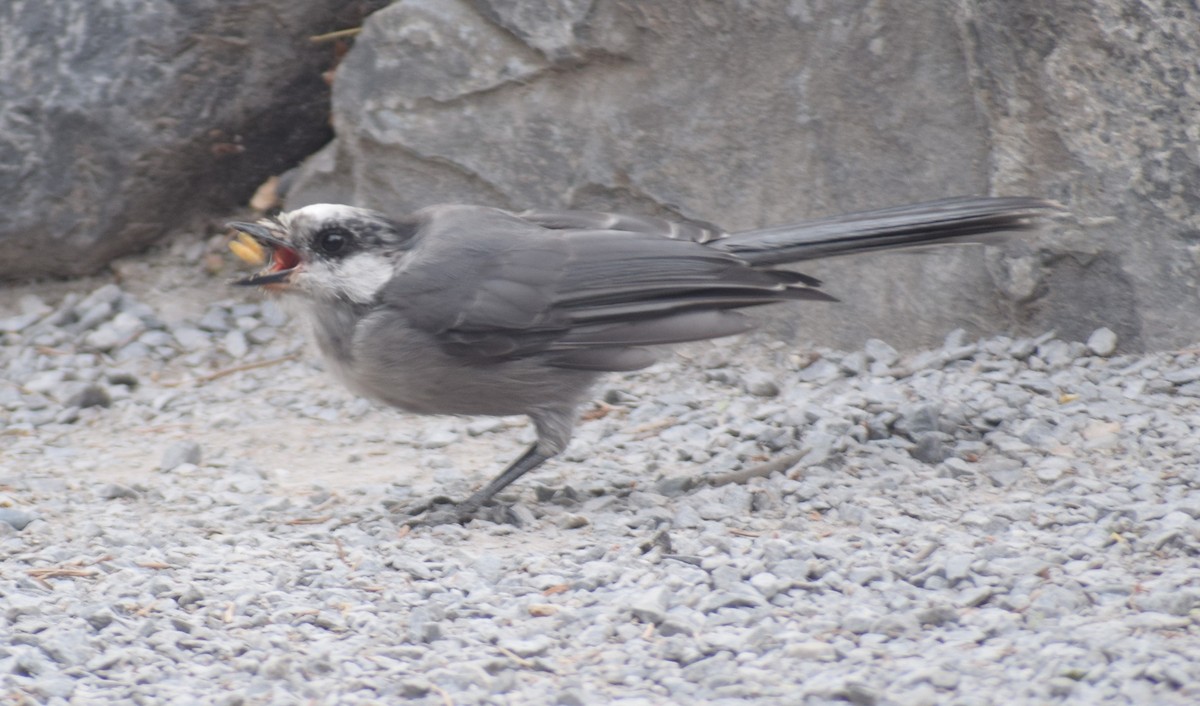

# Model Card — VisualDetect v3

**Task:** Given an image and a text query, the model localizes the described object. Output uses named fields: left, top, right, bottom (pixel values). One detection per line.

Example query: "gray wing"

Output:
left=518, top=208, right=726, bottom=244
left=380, top=206, right=832, bottom=371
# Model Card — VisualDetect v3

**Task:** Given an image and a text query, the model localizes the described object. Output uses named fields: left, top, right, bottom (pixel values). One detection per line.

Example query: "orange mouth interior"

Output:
left=270, top=246, right=300, bottom=272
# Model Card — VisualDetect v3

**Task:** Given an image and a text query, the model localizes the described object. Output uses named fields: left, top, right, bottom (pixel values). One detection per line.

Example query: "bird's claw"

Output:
left=397, top=498, right=533, bottom=527
left=402, top=504, right=477, bottom=527
left=392, top=494, right=488, bottom=527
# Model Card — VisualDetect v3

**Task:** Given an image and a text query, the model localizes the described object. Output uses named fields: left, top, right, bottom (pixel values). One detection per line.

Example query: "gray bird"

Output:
left=228, top=196, right=1057, bottom=524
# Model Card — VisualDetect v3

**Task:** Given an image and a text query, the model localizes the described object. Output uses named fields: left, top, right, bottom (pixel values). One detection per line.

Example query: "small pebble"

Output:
left=559, top=514, right=590, bottom=529
left=223, top=330, right=249, bottom=358
left=743, top=372, right=781, bottom=397
left=171, top=326, right=211, bottom=350
left=0, top=508, right=35, bottom=530
left=161, top=441, right=203, bottom=471
left=1086, top=327, right=1118, bottom=356
left=67, top=384, right=112, bottom=409
left=863, top=338, right=899, bottom=366
left=99, top=483, right=140, bottom=500
left=629, top=586, right=670, bottom=624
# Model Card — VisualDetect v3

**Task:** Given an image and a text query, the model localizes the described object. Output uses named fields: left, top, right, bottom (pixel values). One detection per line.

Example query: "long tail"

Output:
left=713, top=196, right=1062, bottom=267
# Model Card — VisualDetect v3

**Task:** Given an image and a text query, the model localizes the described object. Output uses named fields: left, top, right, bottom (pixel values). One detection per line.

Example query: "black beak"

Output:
left=226, top=221, right=301, bottom=287
left=225, top=221, right=293, bottom=251
left=234, top=270, right=293, bottom=287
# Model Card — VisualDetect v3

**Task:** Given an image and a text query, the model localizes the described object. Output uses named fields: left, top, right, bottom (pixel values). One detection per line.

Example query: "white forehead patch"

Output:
left=284, top=203, right=370, bottom=229
left=292, top=203, right=367, bottom=221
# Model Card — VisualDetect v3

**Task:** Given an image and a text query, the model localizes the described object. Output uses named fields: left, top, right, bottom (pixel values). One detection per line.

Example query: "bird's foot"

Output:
left=389, top=495, right=473, bottom=527
left=405, top=505, right=476, bottom=527
left=395, top=496, right=534, bottom=527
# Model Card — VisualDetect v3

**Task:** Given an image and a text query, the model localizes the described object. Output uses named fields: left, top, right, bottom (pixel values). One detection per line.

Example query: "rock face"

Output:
left=960, top=2, right=1198, bottom=352
left=0, top=0, right=386, bottom=280
left=285, top=0, right=1199, bottom=351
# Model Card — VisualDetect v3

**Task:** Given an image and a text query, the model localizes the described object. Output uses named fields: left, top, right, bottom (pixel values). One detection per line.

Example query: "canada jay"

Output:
left=228, top=196, right=1057, bottom=524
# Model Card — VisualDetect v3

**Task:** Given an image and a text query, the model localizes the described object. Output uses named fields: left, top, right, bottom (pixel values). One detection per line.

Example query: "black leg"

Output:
left=405, top=444, right=552, bottom=526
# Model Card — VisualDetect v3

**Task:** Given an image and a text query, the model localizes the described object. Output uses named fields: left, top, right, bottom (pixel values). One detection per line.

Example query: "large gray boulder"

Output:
left=0, top=0, right=385, bottom=280
left=962, top=2, right=1198, bottom=351
left=286, top=0, right=1199, bottom=351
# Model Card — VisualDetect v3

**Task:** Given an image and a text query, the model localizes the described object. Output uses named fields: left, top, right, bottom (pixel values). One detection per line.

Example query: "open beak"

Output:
left=226, top=222, right=302, bottom=288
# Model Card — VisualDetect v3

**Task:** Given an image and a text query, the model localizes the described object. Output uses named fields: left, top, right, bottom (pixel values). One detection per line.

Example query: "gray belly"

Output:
left=322, top=309, right=599, bottom=419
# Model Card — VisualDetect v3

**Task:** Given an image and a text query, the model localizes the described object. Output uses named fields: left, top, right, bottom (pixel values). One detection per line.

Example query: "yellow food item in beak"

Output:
left=229, top=232, right=267, bottom=265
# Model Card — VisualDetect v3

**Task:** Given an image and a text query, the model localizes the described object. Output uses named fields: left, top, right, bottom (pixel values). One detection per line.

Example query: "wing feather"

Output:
left=381, top=206, right=827, bottom=368
left=519, top=208, right=724, bottom=244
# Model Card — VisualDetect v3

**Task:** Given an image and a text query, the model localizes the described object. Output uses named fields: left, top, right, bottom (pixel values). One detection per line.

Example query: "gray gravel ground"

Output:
left=1, top=239, right=1198, bottom=705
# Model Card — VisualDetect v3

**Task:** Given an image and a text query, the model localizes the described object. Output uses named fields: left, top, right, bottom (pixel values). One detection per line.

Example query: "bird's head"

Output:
left=227, top=204, right=414, bottom=304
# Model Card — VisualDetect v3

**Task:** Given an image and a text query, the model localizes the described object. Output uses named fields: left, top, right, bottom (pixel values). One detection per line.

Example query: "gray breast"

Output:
left=348, top=308, right=601, bottom=419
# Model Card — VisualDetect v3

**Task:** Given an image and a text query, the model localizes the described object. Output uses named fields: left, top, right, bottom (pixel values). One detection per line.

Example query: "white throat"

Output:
left=328, top=253, right=395, bottom=304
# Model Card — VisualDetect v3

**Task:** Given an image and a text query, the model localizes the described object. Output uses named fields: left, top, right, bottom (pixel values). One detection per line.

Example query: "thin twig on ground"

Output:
left=707, top=449, right=809, bottom=487
left=198, top=353, right=301, bottom=383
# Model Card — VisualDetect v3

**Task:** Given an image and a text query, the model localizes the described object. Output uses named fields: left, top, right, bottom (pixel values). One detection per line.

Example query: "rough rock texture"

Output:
left=0, top=0, right=386, bottom=280
left=286, top=0, right=1199, bottom=351
left=960, top=1, right=1199, bottom=351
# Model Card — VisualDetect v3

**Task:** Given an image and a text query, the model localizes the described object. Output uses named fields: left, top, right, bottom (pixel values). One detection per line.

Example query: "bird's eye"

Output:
left=315, top=228, right=351, bottom=256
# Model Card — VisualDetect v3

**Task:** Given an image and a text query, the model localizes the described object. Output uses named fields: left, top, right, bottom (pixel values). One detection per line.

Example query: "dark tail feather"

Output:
left=713, top=196, right=1063, bottom=267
